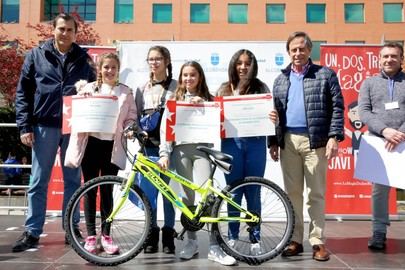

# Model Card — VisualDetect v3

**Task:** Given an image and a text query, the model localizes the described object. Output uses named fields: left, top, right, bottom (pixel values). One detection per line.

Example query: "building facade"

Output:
left=1, top=0, right=405, bottom=60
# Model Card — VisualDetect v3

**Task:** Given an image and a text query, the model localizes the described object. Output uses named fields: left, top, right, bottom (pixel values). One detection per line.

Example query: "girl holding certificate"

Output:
left=65, top=53, right=137, bottom=255
left=158, top=61, right=237, bottom=266
left=217, top=49, right=276, bottom=255
left=134, top=46, right=177, bottom=254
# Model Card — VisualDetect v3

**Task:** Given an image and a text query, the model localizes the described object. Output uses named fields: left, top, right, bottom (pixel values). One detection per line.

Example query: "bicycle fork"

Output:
left=105, top=170, right=137, bottom=223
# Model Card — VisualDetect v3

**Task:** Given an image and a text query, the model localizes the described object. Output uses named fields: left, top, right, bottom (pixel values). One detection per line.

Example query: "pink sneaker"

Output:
left=101, top=234, right=119, bottom=255
left=84, top=236, right=97, bottom=254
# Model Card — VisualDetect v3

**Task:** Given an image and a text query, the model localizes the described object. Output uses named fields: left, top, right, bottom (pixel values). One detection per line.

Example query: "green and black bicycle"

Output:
left=64, top=126, right=294, bottom=266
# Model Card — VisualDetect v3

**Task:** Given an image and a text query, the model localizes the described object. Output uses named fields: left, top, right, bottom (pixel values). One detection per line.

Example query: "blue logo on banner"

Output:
left=211, top=53, right=220, bottom=66
left=275, top=53, right=284, bottom=66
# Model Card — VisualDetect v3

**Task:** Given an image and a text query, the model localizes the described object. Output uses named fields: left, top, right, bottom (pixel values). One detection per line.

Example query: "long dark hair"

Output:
left=175, top=61, right=212, bottom=101
left=147, top=45, right=173, bottom=90
left=219, top=49, right=265, bottom=96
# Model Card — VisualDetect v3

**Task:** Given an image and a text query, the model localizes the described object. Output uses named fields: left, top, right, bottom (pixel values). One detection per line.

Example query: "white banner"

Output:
left=71, top=95, right=119, bottom=133
left=118, top=41, right=289, bottom=94
left=118, top=41, right=287, bottom=221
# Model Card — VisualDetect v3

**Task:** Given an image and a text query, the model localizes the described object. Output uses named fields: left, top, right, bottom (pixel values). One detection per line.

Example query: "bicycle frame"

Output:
left=107, top=151, right=259, bottom=224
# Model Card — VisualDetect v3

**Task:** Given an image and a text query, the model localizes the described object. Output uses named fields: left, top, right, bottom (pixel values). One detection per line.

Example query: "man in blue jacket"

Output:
left=269, top=31, right=344, bottom=261
left=13, top=13, right=96, bottom=252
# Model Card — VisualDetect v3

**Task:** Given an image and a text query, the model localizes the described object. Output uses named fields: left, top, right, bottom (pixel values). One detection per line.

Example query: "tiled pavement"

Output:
left=1, top=215, right=405, bottom=269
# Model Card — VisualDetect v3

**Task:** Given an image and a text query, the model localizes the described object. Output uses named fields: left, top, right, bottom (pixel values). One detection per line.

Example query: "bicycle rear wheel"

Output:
left=64, top=175, right=152, bottom=266
left=211, top=177, right=294, bottom=265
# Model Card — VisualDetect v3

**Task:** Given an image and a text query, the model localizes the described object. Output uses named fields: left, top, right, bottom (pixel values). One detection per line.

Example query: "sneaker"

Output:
left=12, top=231, right=39, bottom=252
left=101, top=234, right=119, bottom=255
left=208, top=245, right=237, bottom=266
left=84, top=236, right=97, bottom=254
left=368, top=231, right=387, bottom=250
left=179, top=239, right=199, bottom=260
left=250, top=242, right=262, bottom=256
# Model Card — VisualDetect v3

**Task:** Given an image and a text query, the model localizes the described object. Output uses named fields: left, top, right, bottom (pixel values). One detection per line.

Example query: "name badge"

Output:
left=385, top=101, right=399, bottom=110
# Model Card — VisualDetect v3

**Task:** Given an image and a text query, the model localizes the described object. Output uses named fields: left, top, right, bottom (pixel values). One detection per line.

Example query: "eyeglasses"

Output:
left=147, top=57, right=164, bottom=64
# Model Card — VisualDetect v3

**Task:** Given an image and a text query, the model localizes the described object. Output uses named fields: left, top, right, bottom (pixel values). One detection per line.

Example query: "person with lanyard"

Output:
left=269, top=31, right=344, bottom=262
left=216, top=49, right=277, bottom=256
left=158, top=61, right=237, bottom=266
left=13, top=13, right=96, bottom=252
left=134, top=45, right=177, bottom=254
left=358, top=42, right=405, bottom=250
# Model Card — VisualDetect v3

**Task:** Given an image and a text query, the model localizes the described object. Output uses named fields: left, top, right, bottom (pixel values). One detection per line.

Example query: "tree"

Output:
left=0, top=26, right=29, bottom=108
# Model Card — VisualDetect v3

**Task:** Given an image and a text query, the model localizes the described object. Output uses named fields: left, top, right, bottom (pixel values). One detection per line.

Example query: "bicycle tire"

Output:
left=211, top=177, right=294, bottom=265
left=64, top=175, right=152, bottom=266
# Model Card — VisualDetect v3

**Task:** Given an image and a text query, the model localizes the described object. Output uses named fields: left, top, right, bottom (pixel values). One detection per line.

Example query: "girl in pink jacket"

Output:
left=65, top=53, right=137, bottom=255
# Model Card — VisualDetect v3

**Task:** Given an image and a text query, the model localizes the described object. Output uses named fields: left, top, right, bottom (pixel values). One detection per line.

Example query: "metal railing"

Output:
left=0, top=122, right=31, bottom=214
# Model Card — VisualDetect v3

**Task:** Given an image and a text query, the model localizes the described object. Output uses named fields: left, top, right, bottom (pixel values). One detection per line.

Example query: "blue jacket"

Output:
left=270, top=60, right=345, bottom=149
left=3, top=157, right=21, bottom=177
left=15, top=39, right=96, bottom=134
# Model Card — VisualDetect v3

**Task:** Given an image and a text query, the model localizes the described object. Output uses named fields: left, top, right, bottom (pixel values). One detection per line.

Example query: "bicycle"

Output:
left=64, top=126, right=295, bottom=266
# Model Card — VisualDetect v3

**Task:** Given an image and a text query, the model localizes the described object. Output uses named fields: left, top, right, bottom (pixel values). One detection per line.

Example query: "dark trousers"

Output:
left=81, top=136, right=119, bottom=236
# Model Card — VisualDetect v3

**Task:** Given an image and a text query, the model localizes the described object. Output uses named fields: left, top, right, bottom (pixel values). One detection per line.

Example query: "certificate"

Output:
left=70, top=95, right=119, bottom=134
left=165, top=100, right=221, bottom=143
left=354, top=135, right=405, bottom=189
left=217, top=94, right=275, bottom=138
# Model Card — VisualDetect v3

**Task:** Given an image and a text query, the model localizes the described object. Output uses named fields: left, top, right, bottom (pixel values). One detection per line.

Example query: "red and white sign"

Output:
left=215, top=94, right=274, bottom=138
left=321, top=45, right=397, bottom=216
left=165, top=100, right=221, bottom=143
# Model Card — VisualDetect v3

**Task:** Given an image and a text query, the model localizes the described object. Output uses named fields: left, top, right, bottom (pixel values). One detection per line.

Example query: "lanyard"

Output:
left=387, top=78, right=395, bottom=102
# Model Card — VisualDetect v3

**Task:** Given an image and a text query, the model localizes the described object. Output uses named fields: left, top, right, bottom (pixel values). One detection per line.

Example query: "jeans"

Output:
left=371, top=183, right=391, bottom=234
left=136, top=147, right=175, bottom=229
left=221, top=136, right=266, bottom=242
left=26, top=126, right=81, bottom=237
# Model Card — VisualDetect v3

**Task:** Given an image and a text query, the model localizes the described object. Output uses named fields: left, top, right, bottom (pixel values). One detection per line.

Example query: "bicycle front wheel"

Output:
left=211, top=177, right=294, bottom=265
left=64, top=175, right=152, bottom=266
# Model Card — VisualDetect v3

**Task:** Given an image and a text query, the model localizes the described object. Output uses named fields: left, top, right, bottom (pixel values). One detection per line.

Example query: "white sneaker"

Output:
left=179, top=239, right=199, bottom=260
left=250, top=242, right=262, bottom=256
left=208, top=245, right=237, bottom=266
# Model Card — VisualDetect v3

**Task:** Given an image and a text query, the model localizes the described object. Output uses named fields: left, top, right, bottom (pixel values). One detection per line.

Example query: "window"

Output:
left=383, top=3, right=403, bottom=23
left=266, top=4, right=285, bottom=23
left=1, top=0, right=19, bottom=23
left=44, top=0, right=96, bottom=21
left=114, top=0, right=133, bottom=23
left=228, top=4, right=248, bottom=24
left=344, top=3, right=364, bottom=23
left=190, top=3, right=210, bottom=23
left=152, top=3, right=172, bottom=23
left=311, top=41, right=326, bottom=61
left=306, top=4, right=326, bottom=23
